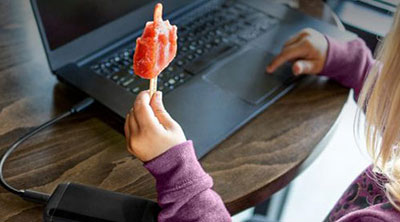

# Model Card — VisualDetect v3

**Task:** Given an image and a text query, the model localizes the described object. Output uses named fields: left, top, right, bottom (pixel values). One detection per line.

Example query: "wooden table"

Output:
left=0, top=0, right=349, bottom=221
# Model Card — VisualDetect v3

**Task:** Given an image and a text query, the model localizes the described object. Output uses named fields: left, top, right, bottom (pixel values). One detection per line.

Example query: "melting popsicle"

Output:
left=133, top=3, right=178, bottom=97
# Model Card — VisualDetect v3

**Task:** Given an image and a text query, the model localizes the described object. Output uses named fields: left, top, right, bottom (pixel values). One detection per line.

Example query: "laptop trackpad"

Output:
left=204, top=48, right=294, bottom=105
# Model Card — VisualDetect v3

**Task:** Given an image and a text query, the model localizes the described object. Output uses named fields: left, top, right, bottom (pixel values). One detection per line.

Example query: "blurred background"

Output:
left=233, top=0, right=399, bottom=221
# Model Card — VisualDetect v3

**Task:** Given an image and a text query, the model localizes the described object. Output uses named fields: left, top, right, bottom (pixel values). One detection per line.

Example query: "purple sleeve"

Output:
left=320, top=36, right=375, bottom=100
left=326, top=166, right=400, bottom=222
left=144, top=140, right=231, bottom=222
left=336, top=205, right=400, bottom=222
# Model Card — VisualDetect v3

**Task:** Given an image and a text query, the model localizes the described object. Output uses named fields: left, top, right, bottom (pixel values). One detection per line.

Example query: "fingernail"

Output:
left=267, top=66, right=274, bottom=73
left=156, top=91, right=162, bottom=100
left=294, top=65, right=301, bottom=75
left=141, top=92, right=150, bottom=104
left=298, top=63, right=304, bottom=74
left=293, top=68, right=299, bottom=75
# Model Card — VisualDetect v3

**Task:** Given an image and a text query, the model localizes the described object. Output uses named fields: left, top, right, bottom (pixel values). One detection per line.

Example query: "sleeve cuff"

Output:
left=320, top=35, right=349, bottom=77
left=144, top=140, right=209, bottom=193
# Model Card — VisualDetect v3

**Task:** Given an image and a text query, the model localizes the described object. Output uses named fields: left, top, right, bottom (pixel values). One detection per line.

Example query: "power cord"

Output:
left=0, top=97, right=95, bottom=204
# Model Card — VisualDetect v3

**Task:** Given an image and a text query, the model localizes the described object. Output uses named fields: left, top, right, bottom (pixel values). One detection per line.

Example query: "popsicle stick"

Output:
left=149, top=76, right=158, bottom=98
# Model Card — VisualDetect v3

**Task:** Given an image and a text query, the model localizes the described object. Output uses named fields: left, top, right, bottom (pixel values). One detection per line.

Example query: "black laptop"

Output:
left=31, top=0, right=356, bottom=158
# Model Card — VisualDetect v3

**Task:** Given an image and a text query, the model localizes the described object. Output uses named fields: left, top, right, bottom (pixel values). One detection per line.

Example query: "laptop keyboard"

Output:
left=90, top=1, right=279, bottom=95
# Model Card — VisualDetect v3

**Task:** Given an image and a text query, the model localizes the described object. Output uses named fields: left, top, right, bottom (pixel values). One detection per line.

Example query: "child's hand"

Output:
left=124, top=91, right=187, bottom=162
left=266, top=28, right=328, bottom=75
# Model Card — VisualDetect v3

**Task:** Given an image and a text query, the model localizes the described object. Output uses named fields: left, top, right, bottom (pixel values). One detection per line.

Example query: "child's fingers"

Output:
left=124, top=114, right=130, bottom=139
left=266, top=42, right=307, bottom=73
left=128, top=106, right=139, bottom=133
left=125, top=113, right=140, bottom=157
left=124, top=114, right=132, bottom=148
left=134, top=91, right=160, bottom=130
left=293, top=60, right=315, bottom=75
left=150, top=91, right=176, bottom=130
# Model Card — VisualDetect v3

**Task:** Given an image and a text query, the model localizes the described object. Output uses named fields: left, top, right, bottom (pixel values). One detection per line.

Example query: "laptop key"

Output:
left=130, top=79, right=148, bottom=94
left=122, top=60, right=131, bottom=66
left=161, top=86, right=171, bottom=94
left=167, top=65, right=177, bottom=73
left=186, top=54, right=195, bottom=61
left=111, top=64, right=120, bottom=73
left=189, top=45, right=196, bottom=51
left=122, top=78, right=134, bottom=87
left=111, top=75, right=120, bottom=82
left=111, top=71, right=130, bottom=82
left=256, top=19, right=273, bottom=31
left=196, top=49, right=203, bottom=55
left=168, top=78, right=176, bottom=85
left=132, top=87, right=141, bottom=94
left=91, top=64, right=99, bottom=71
left=238, top=27, right=263, bottom=42
left=103, top=68, right=113, bottom=77
left=179, top=72, right=186, bottom=79
left=119, top=76, right=128, bottom=84
left=176, top=60, right=184, bottom=67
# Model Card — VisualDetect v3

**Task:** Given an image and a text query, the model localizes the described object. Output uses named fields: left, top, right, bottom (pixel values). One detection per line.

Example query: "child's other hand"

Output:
left=124, top=91, right=187, bottom=162
left=266, top=28, right=328, bottom=75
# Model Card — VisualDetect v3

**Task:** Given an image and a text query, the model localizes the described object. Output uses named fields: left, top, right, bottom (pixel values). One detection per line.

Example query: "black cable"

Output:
left=0, top=97, right=95, bottom=204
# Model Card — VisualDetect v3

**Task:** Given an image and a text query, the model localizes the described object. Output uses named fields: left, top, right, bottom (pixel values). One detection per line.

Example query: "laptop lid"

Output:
left=31, top=0, right=199, bottom=71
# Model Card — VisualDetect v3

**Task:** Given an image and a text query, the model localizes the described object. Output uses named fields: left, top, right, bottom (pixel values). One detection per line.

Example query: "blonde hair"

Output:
left=356, top=6, right=400, bottom=209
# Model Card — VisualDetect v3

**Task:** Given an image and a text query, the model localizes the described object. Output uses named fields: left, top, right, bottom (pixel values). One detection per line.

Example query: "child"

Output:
left=124, top=7, right=400, bottom=222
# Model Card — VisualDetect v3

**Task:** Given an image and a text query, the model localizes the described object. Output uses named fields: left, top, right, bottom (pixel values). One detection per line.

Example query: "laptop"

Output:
left=31, top=0, right=356, bottom=158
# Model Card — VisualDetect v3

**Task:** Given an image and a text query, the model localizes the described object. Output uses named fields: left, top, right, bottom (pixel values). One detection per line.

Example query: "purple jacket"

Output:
left=144, top=36, right=400, bottom=222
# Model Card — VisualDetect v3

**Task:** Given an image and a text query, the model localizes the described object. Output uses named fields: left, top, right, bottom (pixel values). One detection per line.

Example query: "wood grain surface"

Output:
left=0, top=0, right=349, bottom=221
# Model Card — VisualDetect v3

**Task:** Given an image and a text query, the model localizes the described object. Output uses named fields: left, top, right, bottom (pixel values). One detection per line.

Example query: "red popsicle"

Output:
left=133, top=3, right=178, bottom=97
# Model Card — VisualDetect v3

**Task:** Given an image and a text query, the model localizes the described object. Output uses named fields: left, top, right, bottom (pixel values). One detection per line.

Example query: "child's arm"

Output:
left=320, top=36, right=375, bottom=99
left=144, top=141, right=231, bottom=222
left=125, top=91, right=231, bottom=222
left=267, top=28, right=375, bottom=99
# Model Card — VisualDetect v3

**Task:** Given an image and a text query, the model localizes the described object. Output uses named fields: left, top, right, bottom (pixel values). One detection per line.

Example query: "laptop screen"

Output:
left=37, top=0, right=149, bottom=50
